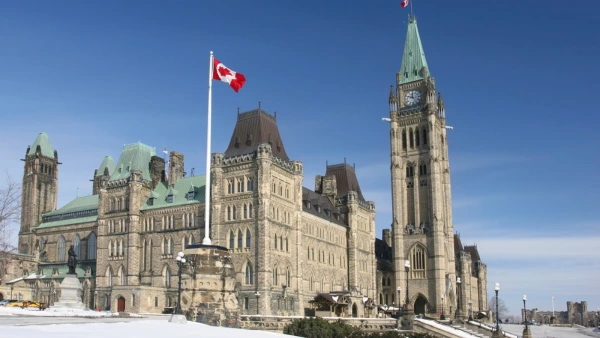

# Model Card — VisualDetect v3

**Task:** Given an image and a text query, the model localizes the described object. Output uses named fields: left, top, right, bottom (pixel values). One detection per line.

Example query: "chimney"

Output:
left=382, top=229, right=392, bottom=247
left=168, top=151, right=184, bottom=186
left=150, top=156, right=166, bottom=189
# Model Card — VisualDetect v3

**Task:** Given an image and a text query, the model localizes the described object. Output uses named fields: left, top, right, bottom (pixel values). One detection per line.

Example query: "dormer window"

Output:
left=326, top=209, right=331, bottom=217
left=187, top=191, right=195, bottom=200
left=306, top=201, right=311, bottom=209
left=148, top=198, right=154, bottom=206
left=167, top=195, right=174, bottom=203
left=317, top=205, right=321, bottom=213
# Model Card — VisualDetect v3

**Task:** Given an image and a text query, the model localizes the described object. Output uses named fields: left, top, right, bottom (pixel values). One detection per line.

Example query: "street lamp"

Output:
left=468, top=299, right=473, bottom=321
left=404, top=260, right=410, bottom=310
left=396, top=286, right=401, bottom=311
left=456, top=277, right=461, bottom=319
left=441, top=294, right=446, bottom=320
left=492, top=283, right=501, bottom=338
left=175, top=251, right=186, bottom=315
left=255, top=291, right=261, bottom=315
left=523, top=295, right=528, bottom=330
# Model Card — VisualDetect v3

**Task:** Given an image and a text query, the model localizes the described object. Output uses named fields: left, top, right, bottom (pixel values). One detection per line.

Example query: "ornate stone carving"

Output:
left=404, top=221, right=430, bottom=235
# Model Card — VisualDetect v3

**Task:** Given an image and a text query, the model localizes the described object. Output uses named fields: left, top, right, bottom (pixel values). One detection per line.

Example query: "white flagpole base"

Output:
left=202, top=237, right=212, bottom=245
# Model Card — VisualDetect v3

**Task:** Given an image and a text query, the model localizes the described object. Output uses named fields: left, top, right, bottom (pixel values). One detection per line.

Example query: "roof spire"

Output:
left=399, top=16, right=430, bottom=84
left=258, top=101, right=261, bottom=110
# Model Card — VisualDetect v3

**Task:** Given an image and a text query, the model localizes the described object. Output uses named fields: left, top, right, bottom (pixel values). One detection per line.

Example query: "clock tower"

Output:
left=388, top=16, right=456, bottom=316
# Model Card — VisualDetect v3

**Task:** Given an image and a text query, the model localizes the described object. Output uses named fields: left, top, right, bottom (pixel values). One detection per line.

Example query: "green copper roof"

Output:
left=399, top=17, right=430, bottom=84
left=141, top=175, right=205, bottom=211
left=110, top=142, right=156, bottom=182
left=43, top=195, right=99, bottom=217
left=27, top=132, right=55, bottom=158
left=36, top=215, right=98, bottom=229
left=96, top=155, right=116, bottom=177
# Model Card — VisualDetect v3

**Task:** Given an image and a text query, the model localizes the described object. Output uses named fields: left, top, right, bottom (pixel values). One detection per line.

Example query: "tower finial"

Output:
left=274, top=111, right=277, bottom=121
left=258, top=101, right=261, bottom=109
left=237, top=107, right=240, bottom=115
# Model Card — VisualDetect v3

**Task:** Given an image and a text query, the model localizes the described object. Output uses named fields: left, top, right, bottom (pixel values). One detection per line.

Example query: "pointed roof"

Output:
left=110, top=142, right=156, bottom=182
left=27, top=132, right=55, bottom=158
left=96, top=156, right=116, bottom=177
left=224, top=108, right=289, bottom=161
left=325, top=163, right=365, bottom=202
left=399, top=17, right=430, bottom=84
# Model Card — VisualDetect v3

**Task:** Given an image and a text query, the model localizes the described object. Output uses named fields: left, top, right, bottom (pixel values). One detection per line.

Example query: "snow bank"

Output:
left=0, top=306, right=118, bottom=317
left=1, top=319, right=296, bottom=338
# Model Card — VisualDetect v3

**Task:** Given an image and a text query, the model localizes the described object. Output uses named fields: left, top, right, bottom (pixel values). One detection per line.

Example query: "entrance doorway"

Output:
left=117, top=296, right=125, bottom=312
left=0, top=292, right=4, bottom=301
left=414, top=295, right=428, bottom=315
left=352, top=303, right=358, bottom=317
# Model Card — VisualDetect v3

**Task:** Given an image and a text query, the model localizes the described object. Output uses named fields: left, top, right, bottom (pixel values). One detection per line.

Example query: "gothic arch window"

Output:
left=423, top=128, right=428, bottom=145
left=274, top=233, right=278, bottom=249
left=229, top=230, right=235, bottom=249
left=227, top=206, right=231, bottom=221
left=416, top=129, right=420, bottom=146
left=409, top=128, right=414, bottom=148
left=163, top=238, right=168, bottom=255
left=106, top=266, right=113, bottom=287
left=441, top=134, right=444, bottom=144
left=87, top=232, right=97, bottom=260
left=72, top=234, right=81, bottom=259
left=247, top=177, right=254, bottom=191
left=58, top=236, right=66, bottom=262
left=118, top=266, right=126, bottom=286
left=380, top=293, right=384, bottom=305
left=272, top=265, right=278, bottom=286
left=387, top=276, right=391, bottom=286
left=309, top=274, right=314, bottom=291
left=286, top=267, right=291, bottom=287
left=410, top=244, right=427, bottom=279
left=243, top=204, right=247, bottom=219
left=406, top=165, right=414, bottom=178
left=279, top=236, right=283, bottom=251
left=382, top=276, right=386, bottom=286
left=163, top=266, right=171, bottom=287
left=237, top=179, right=243, bottom=193
left=169, top=238, right=174, bottom=255
left=285, top=237, right=289, bottom=252
left=246, top=229, right=251, bottom=248
left=249, top=203, right=253, bottom=218
left=402, top=130, right=407, bottom=149
left=120, top=238, right=124, bottom=256
left=419, top=163, right=427, bottom=176
left=244, top=262, right=254, bottom=285
left=232, top=206, right=237, bottom=220
left=237, top=229, right=243, bottom=248
left=307, top=246, right=310, bottom=259
left=227, top=180, right=233, bottom=194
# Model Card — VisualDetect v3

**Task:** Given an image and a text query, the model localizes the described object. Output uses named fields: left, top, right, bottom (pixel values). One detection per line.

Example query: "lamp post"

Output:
left=404, top=260, right=410, bottom=311
left=492, top=283, right=501, bottom=338
left=396, top=286, right=401, bottom=314
left=523, top=295, right=531, bottom=338
left=441, top=294, right=446, bottom=320
left=255, top=291, right=261, bottom=315
left=456, top=277, right=461, bottom=319
left=175, top=251, right=186, bottom=315
left=468, top=299, right=473, bottom=321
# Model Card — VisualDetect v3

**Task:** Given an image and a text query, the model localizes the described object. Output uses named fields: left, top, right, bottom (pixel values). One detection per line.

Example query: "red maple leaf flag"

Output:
left=212, top=58, right=246, bottom=93
left=401, top=0, right=410, bottom=8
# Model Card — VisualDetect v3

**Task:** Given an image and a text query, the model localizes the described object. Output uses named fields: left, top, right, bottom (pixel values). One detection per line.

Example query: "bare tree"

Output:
left=0, top=172, right=20, bottom=254
left=488, top=295, right=509, bottom=321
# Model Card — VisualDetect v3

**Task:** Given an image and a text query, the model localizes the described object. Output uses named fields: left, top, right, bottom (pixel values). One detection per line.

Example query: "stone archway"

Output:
left=414, top=295, right=428, bottom=315
left=117, top=296, right=126, bottom=312
left=0, top=292, right=4, bottom=301
left=352, top=303, right=358, bottom=317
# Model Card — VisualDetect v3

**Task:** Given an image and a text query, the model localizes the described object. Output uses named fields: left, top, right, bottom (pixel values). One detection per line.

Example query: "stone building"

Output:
left=526, top=301, right=599, bottom=326
left=13, top=108, right=377, bottom=316
left=379, top=16, right=488, bottom=318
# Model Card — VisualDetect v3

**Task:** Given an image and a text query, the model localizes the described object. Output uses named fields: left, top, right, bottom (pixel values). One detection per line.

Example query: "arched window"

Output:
left=307, top=247, right=310, bottom=259
left=58, top=236, right=66, bottom=262
left=227, top=206, right=231, bottom=221
left=163, top=266, right=171, bottom=287
left=243, top=204, right=247, bottom=218
left=286, top=268, right=291, bottom=287
left=249, top=203, right=253, bottom=218
left=87, top=233, right=97, bottom=260
left=402, top=130, right=407, bottom=149
left=227, top=180, right=233, bottom=194
left=246, top=229, right=251, bottom=248
left=279, top=236, right=283, bottom=251
left=309, top=275, right=314, bottom=291
left=409, top=128, right=414, bottom=148
left=272, top=266, right=278, bottom=286
left=382, top=276, right=386, bottom=286
left=379, top=293, right=383, bottom=305
left=119, top=266, right=126, bottom=286
left=245, top=262, right=254, bottom=285
left=229, top=230, right=235, bottom=249
left=109, top=240, right=113, bottom=257
left=107, top=267, right=113, bottom=287
left=387, top=276, right=391, bottom=286
left=441, top=134, right=444, bottom=144
left=169, top=238, right=174, bottom=255
left=247, top=177, right=254, bottom=191
left=423, top=128, right=428, bottom=145
left=232, top=206, right=237, bottom=220
left=274, top=234, right=278, bottom=249
left=415, top=129, right=420, bottom=146
left=163, top=238, right=168, bottom=255
left=285, top=237, right=289, bottom=252
left=119, top=239, right=124, bottom=256
left=237, top=229, right=243, bottom=248
left=385, top=294, right=389, bottom=305
left=410, top=245, right=427, bottom=279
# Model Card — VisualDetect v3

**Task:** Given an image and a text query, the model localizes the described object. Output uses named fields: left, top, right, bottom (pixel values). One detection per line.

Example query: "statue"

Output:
left=67, top=245, right=77, bottom=274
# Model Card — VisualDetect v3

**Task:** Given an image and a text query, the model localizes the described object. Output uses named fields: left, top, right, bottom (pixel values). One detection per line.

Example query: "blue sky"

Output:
left=1, top=0, right=599, bottom=316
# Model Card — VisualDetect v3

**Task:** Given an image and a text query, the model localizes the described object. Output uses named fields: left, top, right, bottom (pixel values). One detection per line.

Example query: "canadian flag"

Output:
left=212, top=58, right=246, bottom=93
left=401, top=0, right=410, bottom=8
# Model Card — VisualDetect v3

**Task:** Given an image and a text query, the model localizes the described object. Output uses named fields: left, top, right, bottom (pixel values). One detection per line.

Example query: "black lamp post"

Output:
left=523, top=295, right=528, bottom=330
left=404, top=260, right=410, bottom=310
left=175, top=251, right=186, bottom=315
left=456, top=277, right=461, bottom=319
left=492, top=283, right=501, bottom=338
left=441, top=294, right=446, bottom=320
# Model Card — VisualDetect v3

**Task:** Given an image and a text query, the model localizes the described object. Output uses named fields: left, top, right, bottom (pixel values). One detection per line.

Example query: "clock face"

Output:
left=404, top=90, right=421, bottom=106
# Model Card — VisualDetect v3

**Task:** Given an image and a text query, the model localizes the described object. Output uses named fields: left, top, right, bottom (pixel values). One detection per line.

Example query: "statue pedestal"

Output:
left=397, top=304, right=415, bottom=330
left=522, top=327, right=532, bottom=338
left=52, top=273, right=87, bottom=310
left=169, top=314, right=188, bottom=324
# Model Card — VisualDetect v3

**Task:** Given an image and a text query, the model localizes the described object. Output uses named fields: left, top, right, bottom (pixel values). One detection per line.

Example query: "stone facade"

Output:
left=526, top=301, right=599, bottom=327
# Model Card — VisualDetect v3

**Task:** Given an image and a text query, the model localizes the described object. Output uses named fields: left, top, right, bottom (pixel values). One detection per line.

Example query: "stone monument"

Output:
left=52, top=245, right=87, bottom=310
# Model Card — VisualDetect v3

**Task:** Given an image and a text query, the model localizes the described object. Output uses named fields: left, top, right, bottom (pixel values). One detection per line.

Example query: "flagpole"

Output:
left=202, top=51, right=213, bottom=245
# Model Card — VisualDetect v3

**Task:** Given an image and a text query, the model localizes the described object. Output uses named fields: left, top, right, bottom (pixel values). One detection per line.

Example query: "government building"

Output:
left=0, top=17, right=487, bottom=319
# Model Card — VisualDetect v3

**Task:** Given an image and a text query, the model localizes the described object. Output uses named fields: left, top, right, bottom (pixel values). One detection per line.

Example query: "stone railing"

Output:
left=239, top=315, right=399, bottom=333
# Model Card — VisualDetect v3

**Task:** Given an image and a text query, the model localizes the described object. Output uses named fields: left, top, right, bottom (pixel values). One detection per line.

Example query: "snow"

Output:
left=500, top=324, right=600, bottom=338
left=415, top=318, right=479, bottom=338
left=1, top=319, right=296, bottom=338
left=0, top=306, right=119, bottom=317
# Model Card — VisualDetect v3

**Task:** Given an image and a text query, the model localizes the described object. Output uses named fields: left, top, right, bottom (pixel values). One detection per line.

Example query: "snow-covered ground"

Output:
left=2, top=319, right=295, bottom=338
left=500, top=323, right=600, bottom=338
left=0, top=306, right=132, bottom=317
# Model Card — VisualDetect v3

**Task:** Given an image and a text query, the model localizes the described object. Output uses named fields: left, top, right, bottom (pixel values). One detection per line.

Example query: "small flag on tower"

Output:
left=401, top=0, right=410, bottom=8
left=212, top=57, right=246, bottom=93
